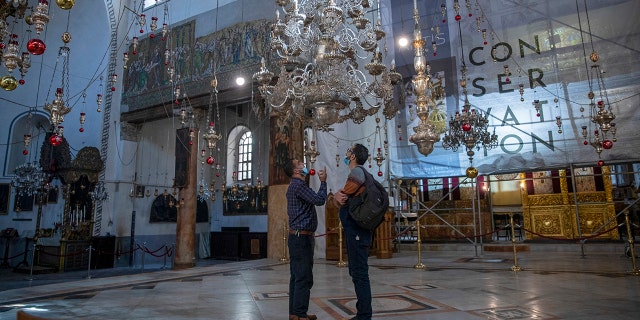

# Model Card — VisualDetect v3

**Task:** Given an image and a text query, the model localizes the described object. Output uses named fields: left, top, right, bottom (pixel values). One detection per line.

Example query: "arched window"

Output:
left=226, top=125, right=252, bottom=184
left=4, top=113, right=49, bottom=176
left=237, top=131, right=252, bottom=181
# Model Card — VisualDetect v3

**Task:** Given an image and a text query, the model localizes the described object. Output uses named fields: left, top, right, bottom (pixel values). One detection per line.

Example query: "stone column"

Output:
left=174, top=128, right=198, bottom=269
left=267, top=117, right=303, bottom=259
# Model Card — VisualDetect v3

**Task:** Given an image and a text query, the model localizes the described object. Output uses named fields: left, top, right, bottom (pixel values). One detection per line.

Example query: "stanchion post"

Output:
left=509, top=212, right=523, bottom=271
left=413, top=220, right=425, bottom=270
left=86, top=244, right=93, bottom=279
left=337, top=222, right=347, bottom=267
left=161, top=243, right=168, bottom=270
left=623, top=210, right=640, bottom=276
left=280, top=223, right=289, bottom=262
left=26, top=243, right=36, bottom=281
left=141, top=242, right=146, bottom=271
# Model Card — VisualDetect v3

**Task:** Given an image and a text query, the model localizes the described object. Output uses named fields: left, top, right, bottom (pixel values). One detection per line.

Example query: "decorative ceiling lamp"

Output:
left=44, top=46, right=72, bottom=144
left=577, top=0, right=616, bottom=167
left=408, top=0, right=446, bottom=156
left=11, top=161, right=47, bottom=197
left=442, top=3, right=497, bottom=178
left=253, top=0, right=399, bottom=131
left=202, top=76, right=222, bottom=165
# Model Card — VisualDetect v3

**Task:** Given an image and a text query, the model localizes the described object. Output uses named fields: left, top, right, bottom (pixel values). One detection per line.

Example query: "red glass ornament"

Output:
left=23, top=149, right=28, bottom=155
left=133, top=50, right=137, bottom=55
left=189, top=141, right=193, bottom=145
left=309, top=169, right=316, bottom=176
left=49, top=134, right=62, bottom=146
left=377, top=171, right=383, bottom=177
left=111, top=87, right=116, bottom=91
left=505, top=77, right=510, bottom=83
left=79, top=127, right=84, bottom=132
left=455, top=14, right=461, bottom=21
left=602, top=140, right=613, bottom=149
left=536, top=113, right=540, bottom=117
left=484, top=41, right=488, bottom=45
left=19, top=79, right=25, bottom=85
left=433, top=52, right=437, bottom=56
left=442, top=19, right=446, bottom=23
left=469, top=13, right=473, bottom=17
left=462, top=123, right=472, bottom=131
left=215, top=173, right=220, bottom=177
left=583, top=141, right=588, bottom=145
left=150, top=33, right=155, bottom=39
left=27, top=38, right=46, bottom=55
left=597, top=159, right=605, bottom=167
left=0, top=43, right=5, bottom=49
left=206, top=156, right=215, bottom=165
left=369, top=164, right=372, bottom=168
left=140, top=29, right=144, bottom=34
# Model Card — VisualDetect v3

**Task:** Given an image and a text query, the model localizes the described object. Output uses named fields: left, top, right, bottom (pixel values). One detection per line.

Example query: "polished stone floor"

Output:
left=1, top=243, right=639, bottom=320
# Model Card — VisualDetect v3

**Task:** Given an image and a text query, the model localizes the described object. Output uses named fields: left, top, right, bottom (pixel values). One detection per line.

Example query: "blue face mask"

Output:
left=301, top=167, right=309, bottom=176
left=344, top=156, right=350, bottom=166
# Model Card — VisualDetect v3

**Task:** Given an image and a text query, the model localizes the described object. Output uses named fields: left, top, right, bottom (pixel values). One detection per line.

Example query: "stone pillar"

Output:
left=174, top=128, right=198, bottom=269
left=267, top=117, right=303, bottom=259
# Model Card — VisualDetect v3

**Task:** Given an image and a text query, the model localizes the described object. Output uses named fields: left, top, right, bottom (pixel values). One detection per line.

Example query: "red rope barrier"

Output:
left=522, top=224, right=620, bottom=241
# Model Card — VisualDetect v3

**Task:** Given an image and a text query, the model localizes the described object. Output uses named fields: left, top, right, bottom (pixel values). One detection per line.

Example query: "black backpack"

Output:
left=348, top=166, right=390, bottom=231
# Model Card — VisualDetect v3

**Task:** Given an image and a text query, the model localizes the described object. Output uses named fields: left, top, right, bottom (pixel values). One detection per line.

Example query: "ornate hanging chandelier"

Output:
left=408, top=0, right=446, bottom=156
left=11, top=162, right=47, bottom=197
left=442, top=6, right=497, bottom=177
left=576, top=1, right=616, bottom=167
left=253, top=0, right=401, bottom=131
left=442, top=67, right=498, bottom=177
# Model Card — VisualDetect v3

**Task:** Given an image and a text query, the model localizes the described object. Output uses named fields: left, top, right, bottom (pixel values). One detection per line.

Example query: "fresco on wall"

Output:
left=123, top=21, right=195, bottom=99
left=192, top=20, right=271, bottom=80
left=122, top=19, right=270, bottom=107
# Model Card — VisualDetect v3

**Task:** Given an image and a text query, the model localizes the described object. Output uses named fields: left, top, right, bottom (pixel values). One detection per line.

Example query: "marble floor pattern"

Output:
left=0, top=245, right=639, bottom=320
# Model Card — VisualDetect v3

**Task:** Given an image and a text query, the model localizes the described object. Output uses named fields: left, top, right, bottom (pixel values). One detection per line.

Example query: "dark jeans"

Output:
left=288, top=233, right=315, bottom=317
left=340, top=206, right=373, bottom=320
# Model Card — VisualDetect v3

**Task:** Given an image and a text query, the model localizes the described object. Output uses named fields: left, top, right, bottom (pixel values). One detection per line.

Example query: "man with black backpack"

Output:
left=334, top=143, right=374, bottom=320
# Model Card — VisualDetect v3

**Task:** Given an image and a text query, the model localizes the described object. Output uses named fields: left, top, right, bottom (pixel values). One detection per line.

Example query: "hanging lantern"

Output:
left=79, top=112, right=86, bottom=132
left=131, top=36, right=138, bottom=55
left=150, top=16, right=158, bottom=31
left=96, top=93, right=103, bottom=112
left=31, top=0, right=51, bottom=34
left=3, top=37, right=20, bottom=71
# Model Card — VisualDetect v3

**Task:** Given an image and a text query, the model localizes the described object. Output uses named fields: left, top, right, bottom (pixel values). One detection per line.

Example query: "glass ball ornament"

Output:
left=27, top=38, right=46, bottom=55
left=466, top=166, right=479, bottom=179
left=1, top=75, right=18, bottom=91
left=602, top=140, right=613, bottom=149
left=23, top=149, right=28, bottom=155
left=377, top=171, right=383, bottom=177
left=309, top=169, right=316, bottom=176
left=49, top=134, right=63, bottom=146
left=206, top=156, right=214, bottom=165
left=597, top=159, right=605, bottom=167
left=56, top=0, right=75, bottom=10
left=79, top=127, right=84, bottom=132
